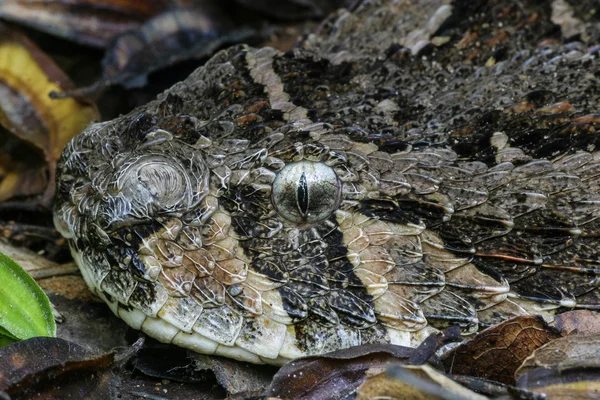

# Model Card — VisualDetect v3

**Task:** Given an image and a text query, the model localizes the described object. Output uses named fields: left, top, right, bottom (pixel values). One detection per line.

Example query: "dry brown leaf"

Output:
left=266, top=344, right=416, bottom=399
left=0, top=127, right=48, bottom=200
left=441, top=315, right=561, bottom=385
left=515, top=333, right=600, bottom=399
left=0, top=337, right=115, bottom=398
left=0, top=23, right=99, bottom=202
left=129, top=341, right=277, bottom=397
left=357, top=364, right=488, bottom=400
left=191, top=353, right=277, bottom=395
left=0, top=238, right=77, bottom=279
left=516, top=333, right=600, bottom=379
left=235, top=0, right=354, bottom=19
left=0, top=0, right=170, bottom=48
left=58, top=6, right=255, bottom=97
left=526, top=381, right=600, bottom=400
left=554, top=310, right=600, bottom=336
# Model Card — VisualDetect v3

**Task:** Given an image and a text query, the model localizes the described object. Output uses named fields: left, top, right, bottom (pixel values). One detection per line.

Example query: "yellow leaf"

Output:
left=0, top=23, right=99, bottom=201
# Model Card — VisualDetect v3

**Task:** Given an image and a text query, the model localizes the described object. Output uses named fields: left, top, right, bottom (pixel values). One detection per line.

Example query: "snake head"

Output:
left=53, top=82, right=432, bottom=363
left=51, top=0, right=600, bottom=367
left=53, top=44, right=516, bottom=365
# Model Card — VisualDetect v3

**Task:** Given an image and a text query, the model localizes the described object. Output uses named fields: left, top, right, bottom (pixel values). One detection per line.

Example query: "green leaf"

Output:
left=0, top=334, right=18, bottom=347
left=0, top=252, right=56, bottom=346
left=0, top=324, right=19, bottom=340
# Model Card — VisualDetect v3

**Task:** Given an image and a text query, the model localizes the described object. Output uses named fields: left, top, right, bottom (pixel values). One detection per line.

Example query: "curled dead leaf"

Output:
left=55, top=7, right=255, bottom=97
left=523, top=380, right=600, bottom=400
left=266, top=344, right=418, bottom=399
left=130, top=341, right=276, bottom=396
left=0, top=23, right=98, bottom=202
left=235, top=0, right=356, bottom=19
left=449, top=374, right=543, bottom=399
left=516, top=333, right=600, bottom=380
left=553, top=310, right=600, bottom=336
left=0, top=337, right=115, bottom=398
left=516, top=333, right=600, bottom=399
left=102, top=7, right=241, bottom=88
left=0, top=0, right=170, bottom=48
left=192, top=353, right=277, bottom=396
left=508, top=310, right=600, bottom=397
left=357, top=364, right=487, bottom=400
left=441, top=315, right=561, bottom=385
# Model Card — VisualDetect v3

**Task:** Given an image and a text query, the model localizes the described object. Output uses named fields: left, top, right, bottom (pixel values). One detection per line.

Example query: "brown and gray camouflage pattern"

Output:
left=54, top=0, right=600, bottom=365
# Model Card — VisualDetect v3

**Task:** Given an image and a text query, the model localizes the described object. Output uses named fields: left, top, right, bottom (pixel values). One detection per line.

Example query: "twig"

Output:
left=29, top=262, right=80, bottom=279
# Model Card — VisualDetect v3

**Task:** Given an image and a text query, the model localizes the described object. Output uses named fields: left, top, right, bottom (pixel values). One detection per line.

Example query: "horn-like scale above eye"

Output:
left=272, top=161, right=342, bottom=225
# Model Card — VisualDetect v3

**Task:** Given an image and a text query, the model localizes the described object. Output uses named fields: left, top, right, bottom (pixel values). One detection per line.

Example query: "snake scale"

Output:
left=54, top=0, right=600, bottom=365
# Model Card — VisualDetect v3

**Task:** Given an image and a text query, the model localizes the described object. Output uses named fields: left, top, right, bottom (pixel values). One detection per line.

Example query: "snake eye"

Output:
left=272, top=161, right=342, bottom=225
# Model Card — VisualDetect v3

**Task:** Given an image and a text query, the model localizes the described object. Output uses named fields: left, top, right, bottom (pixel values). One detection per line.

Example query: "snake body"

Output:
left=54, top=0, right=600, bottom=365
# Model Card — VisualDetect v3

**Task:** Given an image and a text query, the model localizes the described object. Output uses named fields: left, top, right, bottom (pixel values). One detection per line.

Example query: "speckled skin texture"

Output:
left=54, top=0, right=600, bottom=365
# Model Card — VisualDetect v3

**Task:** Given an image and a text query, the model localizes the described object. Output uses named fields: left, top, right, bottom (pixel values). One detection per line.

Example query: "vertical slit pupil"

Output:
left=297, top=172, right=309, bottom=216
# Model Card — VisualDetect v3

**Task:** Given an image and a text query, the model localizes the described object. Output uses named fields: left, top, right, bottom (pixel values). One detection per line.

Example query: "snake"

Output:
left=53, top=0, right=600, bottom=365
